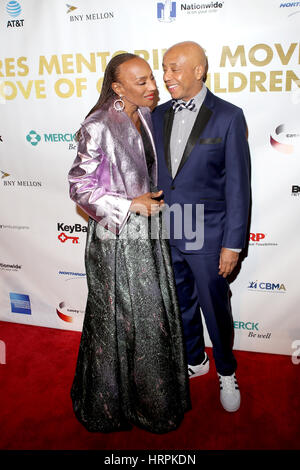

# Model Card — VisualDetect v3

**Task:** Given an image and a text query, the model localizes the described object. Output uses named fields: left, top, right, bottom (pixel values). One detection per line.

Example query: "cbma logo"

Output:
left=157, top=1, right=176, bottom=22
left=248, top=281, right=286, bottom=292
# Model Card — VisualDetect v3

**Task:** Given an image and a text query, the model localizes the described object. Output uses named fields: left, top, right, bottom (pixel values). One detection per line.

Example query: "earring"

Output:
left=113, top=95, right=125, bottom=112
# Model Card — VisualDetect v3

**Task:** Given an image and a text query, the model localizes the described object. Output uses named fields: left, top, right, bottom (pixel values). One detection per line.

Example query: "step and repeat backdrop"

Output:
left=1, top=0, right=299, bottom=356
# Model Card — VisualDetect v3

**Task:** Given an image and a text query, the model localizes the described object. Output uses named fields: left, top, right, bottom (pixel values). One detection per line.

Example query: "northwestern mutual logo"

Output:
left=157, top=1, right=176, bottom=22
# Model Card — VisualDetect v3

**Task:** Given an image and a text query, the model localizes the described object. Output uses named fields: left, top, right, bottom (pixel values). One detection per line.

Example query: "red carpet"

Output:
left=0, top=320, right=299, bottom=451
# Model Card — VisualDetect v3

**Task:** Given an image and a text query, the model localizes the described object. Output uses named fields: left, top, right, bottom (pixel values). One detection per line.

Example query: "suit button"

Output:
left=171, top=185, right=175, bottom=190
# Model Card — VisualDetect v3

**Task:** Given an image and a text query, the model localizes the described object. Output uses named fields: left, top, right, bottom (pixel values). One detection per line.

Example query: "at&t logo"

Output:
left=157, top=1, right=176, bottom=22
left=6, top=1, right=24, bottom=27
left=248, top=281, right=286, bottom=293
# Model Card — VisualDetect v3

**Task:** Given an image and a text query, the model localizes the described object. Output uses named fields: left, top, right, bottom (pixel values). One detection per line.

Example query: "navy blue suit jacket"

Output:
left=151, top=88, right=250, bottom=254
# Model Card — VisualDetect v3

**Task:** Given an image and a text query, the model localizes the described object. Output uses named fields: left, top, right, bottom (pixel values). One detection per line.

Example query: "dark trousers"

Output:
left=170, top=246, right=237, bottom=376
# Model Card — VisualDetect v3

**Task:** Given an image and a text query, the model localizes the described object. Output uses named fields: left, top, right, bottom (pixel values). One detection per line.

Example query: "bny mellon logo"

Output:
left=1, top=170, right=10, bottom=179
left=66, top=4, right=77, bottom=14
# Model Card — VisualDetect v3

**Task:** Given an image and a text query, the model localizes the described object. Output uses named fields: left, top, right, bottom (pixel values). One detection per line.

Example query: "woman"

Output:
left=68, top=53, right=190, bottom=434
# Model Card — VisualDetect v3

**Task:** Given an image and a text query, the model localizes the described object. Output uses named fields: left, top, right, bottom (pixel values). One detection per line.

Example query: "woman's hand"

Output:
left=129, top=190, right=164, bottom=217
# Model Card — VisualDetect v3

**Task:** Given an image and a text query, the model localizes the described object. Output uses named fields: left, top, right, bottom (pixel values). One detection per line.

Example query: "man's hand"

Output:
left=218, top=247, right=239, bottom=278
left=129, top=191, right=164, bottom=217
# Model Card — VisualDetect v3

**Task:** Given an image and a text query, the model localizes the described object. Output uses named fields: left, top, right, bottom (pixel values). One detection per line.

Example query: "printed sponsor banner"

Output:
left=0, top=0, right=299, bottom=355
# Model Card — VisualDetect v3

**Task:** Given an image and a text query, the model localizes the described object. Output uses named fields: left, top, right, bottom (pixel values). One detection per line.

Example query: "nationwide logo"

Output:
left=59, top=270, right=86, bottom=279
left=9, top=292, right=31, bottom=315
left=57, top=222, right=87, bottom=244
left=291, top=185, right=300, bottom=196
left=249, top=232, right=278, bottom=247
left=6, top=1, right=24, bottom=28
left=0, top=262, right=21, bottom=271
left=1, top=170, right=42, bottom=188
left=157, top=1, right=224, bottom=21
left=56, top=300, right=84, bottom=323
left=180, top=1, right=224, bottom=13
left=157, top=1, right=176, bottom=22
left=26, top=130, right=76, bottom=149
left=248, top=281, right=286, bottom=293
left=270, top=123, right=300, bottom=154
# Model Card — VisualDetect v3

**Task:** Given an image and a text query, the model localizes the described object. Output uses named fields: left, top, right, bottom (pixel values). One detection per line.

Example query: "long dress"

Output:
left=69, top=110, right=191, bottom=434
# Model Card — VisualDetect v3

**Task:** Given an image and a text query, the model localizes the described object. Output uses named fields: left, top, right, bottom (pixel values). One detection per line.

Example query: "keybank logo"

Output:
left=157, top=1, right=176, bottom=22
left=26, top=130, right=76, bottom=146
left=248, top=281, right=286, bottom=293
left=6, top=1, right=21, bottom=17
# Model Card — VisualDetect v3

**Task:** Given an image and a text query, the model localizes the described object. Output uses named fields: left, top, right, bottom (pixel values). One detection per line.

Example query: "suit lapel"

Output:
left=163, top=106, right=174, bottom=176
left=174, top=103, right=212, bottom=178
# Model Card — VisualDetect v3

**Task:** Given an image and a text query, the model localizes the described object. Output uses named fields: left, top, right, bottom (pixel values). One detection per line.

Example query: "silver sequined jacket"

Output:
left=68, top=98, right=157, bottom=235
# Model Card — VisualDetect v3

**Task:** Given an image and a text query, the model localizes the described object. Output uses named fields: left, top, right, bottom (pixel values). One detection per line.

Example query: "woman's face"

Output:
left=113, top=58, right=157, bottom=109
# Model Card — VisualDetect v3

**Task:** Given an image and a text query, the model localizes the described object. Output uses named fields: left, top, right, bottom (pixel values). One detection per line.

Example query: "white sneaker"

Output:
left=218, top=373, right=241, bottom=412
left=188, top=352, right=209, bottom=379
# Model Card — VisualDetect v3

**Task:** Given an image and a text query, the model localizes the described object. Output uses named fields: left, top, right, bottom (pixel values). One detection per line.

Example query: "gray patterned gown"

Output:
left=70, top=116, right=191, bottom=434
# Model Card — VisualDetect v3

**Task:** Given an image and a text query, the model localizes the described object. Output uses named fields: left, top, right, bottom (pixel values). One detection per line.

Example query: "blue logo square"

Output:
left=9, top=293, right=31, bottom=315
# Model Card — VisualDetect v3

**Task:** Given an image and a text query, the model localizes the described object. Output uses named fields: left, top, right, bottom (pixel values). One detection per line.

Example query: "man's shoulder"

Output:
left=207, top=89, right=243, bottom=116
left=152, top=99, right=172, bottom=118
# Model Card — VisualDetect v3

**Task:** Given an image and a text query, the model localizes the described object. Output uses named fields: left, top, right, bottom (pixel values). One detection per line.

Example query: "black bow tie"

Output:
left=172, top=98, right=196, bottom=113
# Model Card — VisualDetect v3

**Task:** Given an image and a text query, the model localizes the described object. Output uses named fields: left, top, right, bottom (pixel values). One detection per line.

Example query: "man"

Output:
left=152, top=41, right=250, bottom=412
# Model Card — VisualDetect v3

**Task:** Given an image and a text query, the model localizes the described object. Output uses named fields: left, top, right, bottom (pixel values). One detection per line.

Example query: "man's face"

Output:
left=162, top=48, right=203, bottom=101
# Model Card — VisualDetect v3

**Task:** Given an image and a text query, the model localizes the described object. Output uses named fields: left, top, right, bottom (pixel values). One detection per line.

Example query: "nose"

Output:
left=163, top=68, right=172, bottom=83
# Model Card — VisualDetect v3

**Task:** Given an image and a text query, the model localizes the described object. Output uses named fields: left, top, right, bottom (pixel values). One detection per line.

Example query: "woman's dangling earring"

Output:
left=113, top=95, right=125, bottom=112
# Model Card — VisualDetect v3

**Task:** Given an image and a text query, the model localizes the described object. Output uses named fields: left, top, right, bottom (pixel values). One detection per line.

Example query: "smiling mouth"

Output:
left=167, top=84, right=178, bottom=91
left=144, top=94, right=155, bottom=99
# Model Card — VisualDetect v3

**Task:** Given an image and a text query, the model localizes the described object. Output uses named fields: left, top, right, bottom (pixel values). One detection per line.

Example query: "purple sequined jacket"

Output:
left=68, top=98, right=157, bottom=235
